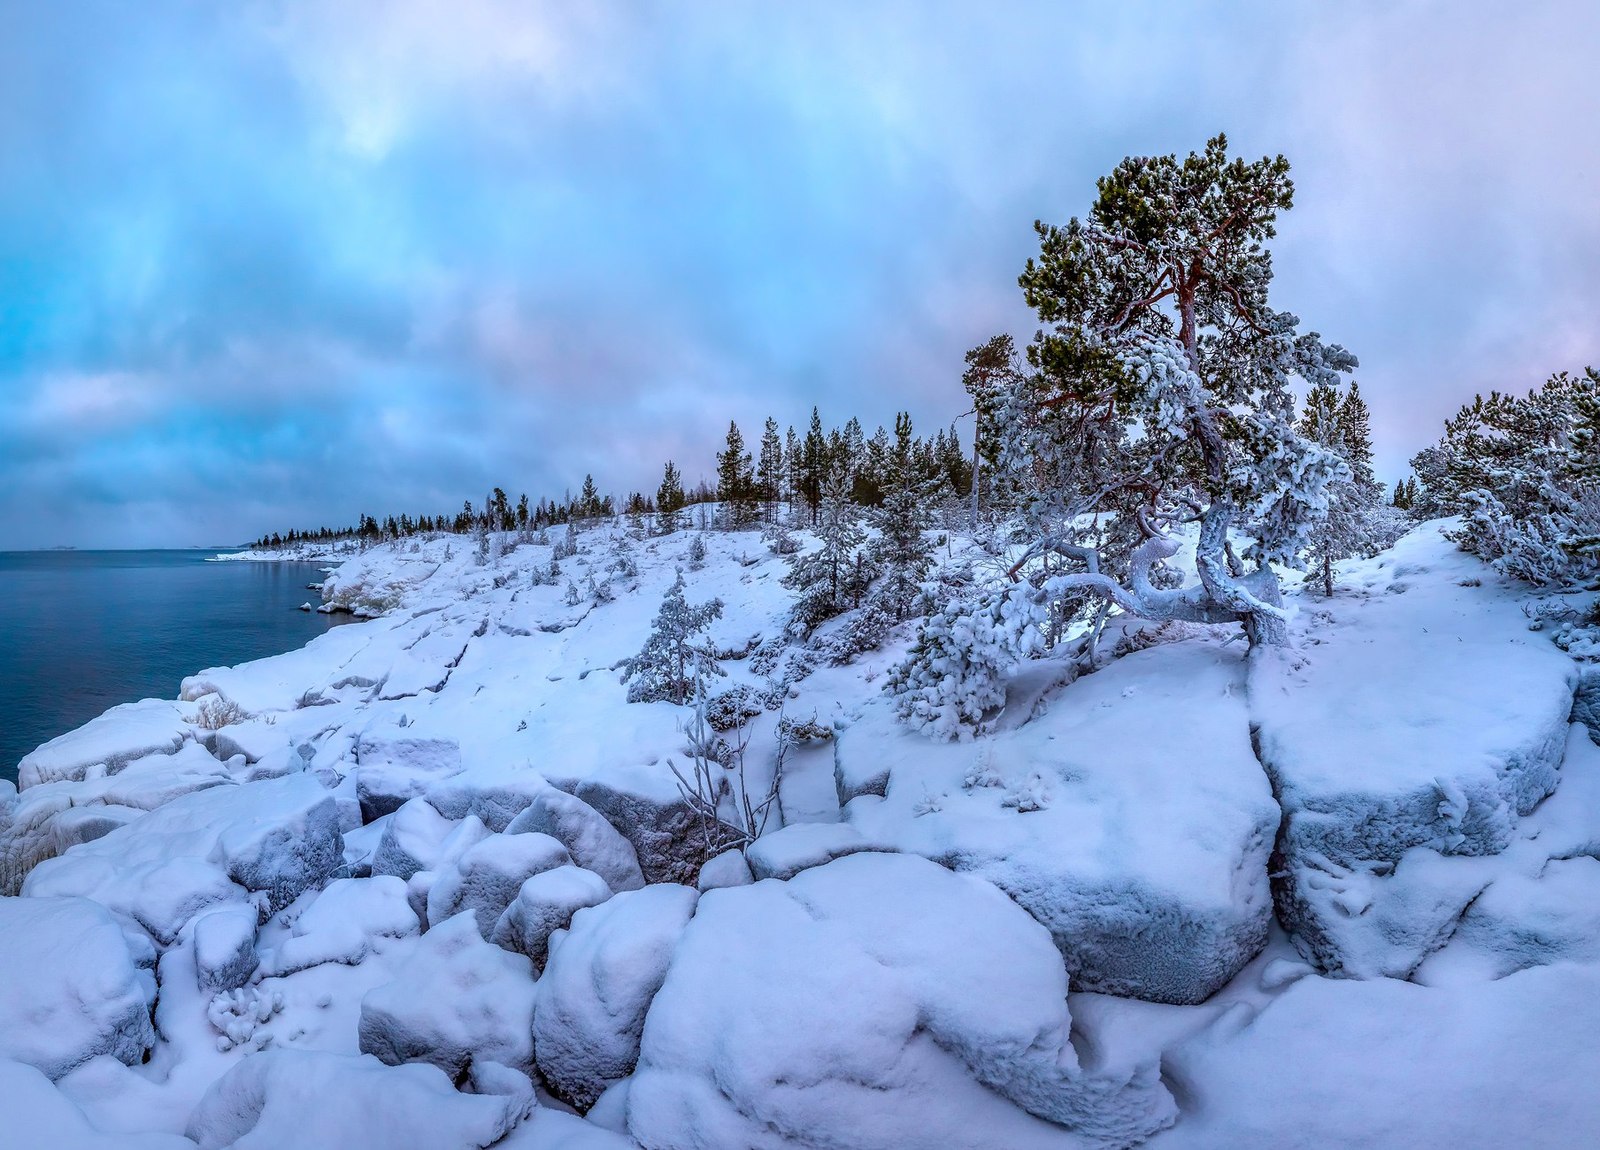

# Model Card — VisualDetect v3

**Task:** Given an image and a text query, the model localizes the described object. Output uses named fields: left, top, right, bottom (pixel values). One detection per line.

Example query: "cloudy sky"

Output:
left=2, top=1, right=1597, bottom=548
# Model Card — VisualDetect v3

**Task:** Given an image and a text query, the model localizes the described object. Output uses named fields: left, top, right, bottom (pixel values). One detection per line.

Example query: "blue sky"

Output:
left=2, top=1, right=1598, bottom=547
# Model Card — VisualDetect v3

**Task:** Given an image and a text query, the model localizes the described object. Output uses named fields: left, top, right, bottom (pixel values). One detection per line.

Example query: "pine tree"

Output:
left=579, top=474, right=602, bottom=521
left=657, top=460, right=686, bottom=534
left=757, top=417, right=784, bottom=523
left=784, top=471, right=871, bottom=634
left=873, top=412, right=935, bottom=620
left=716, top=420, right=758, bottom=528
left=1297, top=381, right=1380, bottom=595
left=800, top=407, right=827, bottom=525
left=620, top=570, right=725, bottom=705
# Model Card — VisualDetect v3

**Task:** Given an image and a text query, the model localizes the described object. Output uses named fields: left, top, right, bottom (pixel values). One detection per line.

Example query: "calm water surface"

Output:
left=0, top=550, right=349, bottom=784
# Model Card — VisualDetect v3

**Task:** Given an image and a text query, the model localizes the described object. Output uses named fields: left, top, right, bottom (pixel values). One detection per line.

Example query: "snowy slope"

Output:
left=0, top=516, right=1595, bottom=1148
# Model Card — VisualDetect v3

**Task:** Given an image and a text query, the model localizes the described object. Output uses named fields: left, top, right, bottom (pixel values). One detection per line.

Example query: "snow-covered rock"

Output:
left=847, top=638, right=1279, bottom=1004
left=743, top=821, right=890, bottom=881
left=1254, top=527, right=1581, bottom=974
left=265, top=875, right=419, bottom=976
left=696, top=847, right=753, bottom=891
left=23, top=773, right=342, bottom=943
left=490, top=864, right=612, bottom=970
left=504, top=786, right=647, bottom=892
left=185, top=1049, right=528, bottom=1150
left=3, top=1059, right=193, bottom=1150
left=369, top=796, right=457, bottom=880
left=193, top=904, right=260, bottom=993
left=628, top=853, right=1175, bottom=1148
left=353, top=736, right=464, bottom=822
left=17, top=698, right=192, bottom=790
left=1151, top=962, right=1600, bottom=1148
left=358, top=912, right=537, bottom=1077
left=0, top=897, right=156, bottom=1080
left=535, top=883, right=699, bottom=1111
left=426, top=830, right=571, bottom=937
left=551, top=762, right=703, bottom=886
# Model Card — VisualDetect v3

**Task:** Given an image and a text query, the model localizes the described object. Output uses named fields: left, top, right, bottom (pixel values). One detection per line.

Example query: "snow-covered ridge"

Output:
left=2, top=518, right=1598, bottom=1148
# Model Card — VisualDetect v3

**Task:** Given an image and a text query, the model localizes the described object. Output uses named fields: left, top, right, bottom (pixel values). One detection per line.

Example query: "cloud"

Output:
left=1, top=1, right=1597, bottom=546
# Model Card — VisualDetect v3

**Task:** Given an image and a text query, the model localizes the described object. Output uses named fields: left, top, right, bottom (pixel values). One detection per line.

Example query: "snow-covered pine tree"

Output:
left=1296, top=380, right=1375, bottom=595
left=1420, top=368, right=1600, bottom=585
left=997, top=134, right=1352, bottom=648
left=872, top=412, right=935, bottom=620
left=784, top=470, right=871, bottom=635
left=620, top=570, right=725, bottom=705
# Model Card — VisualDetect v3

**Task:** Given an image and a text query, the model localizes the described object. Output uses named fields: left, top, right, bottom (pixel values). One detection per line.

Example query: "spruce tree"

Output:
left=657, top=460, right=686, bottom=533
left=784, top=471, right=871, bottom=634
left=716, top=420, right=758, bottom=528
left=757, top=417, right=784, bottom=523
left=1297, top=381, right=1381, bottom=595
left=800, top=407, right=827, bottom=525
left=873, top=412, right=935, bottom=620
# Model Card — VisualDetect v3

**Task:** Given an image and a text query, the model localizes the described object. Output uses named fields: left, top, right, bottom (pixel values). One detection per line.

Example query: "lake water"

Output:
left=0, top=550, right=348, bottom=785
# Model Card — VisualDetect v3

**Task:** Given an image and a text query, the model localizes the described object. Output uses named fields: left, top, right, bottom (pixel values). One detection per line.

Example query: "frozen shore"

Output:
left=3, top=518, right=1598, bottom=1149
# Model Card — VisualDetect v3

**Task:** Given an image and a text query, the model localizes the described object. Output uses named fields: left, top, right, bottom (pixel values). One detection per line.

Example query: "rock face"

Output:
left=359, top=912, right=537, bottom=1078
left=490, top=864, right=612, bottom=971
left=22, top=773, right=343, bottom=944
left=846, top=638, right=1279, bottom=1005
left=1251, top=530, right=1580, bottom=975
left=628, top=854, right=1175, bottom=1150
left=185, top=1049, right=528, bottom=1150
left=534, top=883, right=699, bottom=1111
left=0, top=896, right=157, bottom=1080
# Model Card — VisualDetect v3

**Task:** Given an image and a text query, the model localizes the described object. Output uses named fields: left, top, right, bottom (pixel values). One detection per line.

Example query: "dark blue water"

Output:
left=0, top=551, right=349, bottom=785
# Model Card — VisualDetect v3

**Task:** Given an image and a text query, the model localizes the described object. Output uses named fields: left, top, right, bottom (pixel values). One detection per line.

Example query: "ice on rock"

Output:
left=490, top=864, right=612, bottom=970
left=503, top=786, right=647, bottom=892
left=535, top=883, right=698, bottom=1111
left=2, top=1059, right=194, bottom=1150
left=353, top=735, right=464, bottom=822
left=193, top=904, right=260, bottom=993
left=628, top=853, right=1175, bottom=1149
left=846, top=639, right=1279, bottom=1004
left=743, top=821, right=891, bottom=881
left=426, top=830, right=571, bottom=938
left=264, top=875, right=420, bottom=976
left=358, top=911, right=537, bottom=1077
left=370, top=796, right=457, bottom=880
left=1252, top=527, right=1579, bottom=973
left=0, top=896, right=156, bottom=1080
left=16, top=698, right=192, bottom=790
left=185, top=1049, right=528, bottom=1150
left=23, top=773, right=343, bottom=943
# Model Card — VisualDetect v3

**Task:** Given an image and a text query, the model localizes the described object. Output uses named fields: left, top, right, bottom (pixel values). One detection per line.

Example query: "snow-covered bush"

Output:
left=703, top=684, right=764, bottom=733
left=885, top=588, right=1033, bottom=740
left=195, top=696, right=250, bottom=730
left=686, top=533, right=707, bottom=569
left=826, top=603, right=894, bottom=665
left=619, top=571, right=725, bottom=705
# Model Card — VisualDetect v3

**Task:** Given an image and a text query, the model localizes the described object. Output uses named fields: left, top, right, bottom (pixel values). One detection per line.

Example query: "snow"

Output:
left=353, top=735, right=464, bottom=822
left=503, top=785, right=647, bottom=892
left=264, top=875, right=419, bottom=976
left=629, top=852, right=1175, bottom=1148
left=742, top=820, right=891, bottom=881
left=425, top=828, right=572, bottom=937
left=357, top=911, right=537, bottom=1077
left=0, top=896, right=157, bottom=1080
left=184, top=1049, right=527, bottom=1149
left=535, top=882, right=699, bottom=1111
left=1, top=1059, right=193, bottom=1150
left=193, top=905, right=260, bottom=993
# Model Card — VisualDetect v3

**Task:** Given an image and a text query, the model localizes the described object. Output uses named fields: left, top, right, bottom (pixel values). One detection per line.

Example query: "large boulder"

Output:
left=535, top=883, right=699, bottom=1111
left=0, top=897, right=156, bottom=1080
left=491, top=864, right=612, bottom=971
left=185, top=1050, right=528, bottom=1150
left=369, top=797, right=457, bottom=880
left=264, top=875, right=419, bottom=977
left=2, top=1059, right=192, bottom=1150
left=550, top=762, right=704, bottom=886
left=628, top=854, right=1175, bottom=1149
left=846, top=638, right=1279, bottom=1004
left=1252, top=528, right=1580, bottom=974
left=23, top=773, right=342, bottom=943
left=193, top=904, right=261, bottom=993
left=358, top=912, right=537, bottom=1078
